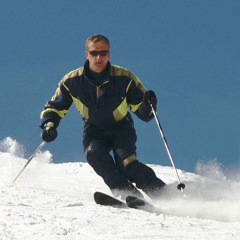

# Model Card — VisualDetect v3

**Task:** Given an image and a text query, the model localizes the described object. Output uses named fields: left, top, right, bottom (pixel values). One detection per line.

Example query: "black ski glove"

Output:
left=41, top=122, right=58, bottom=142
left=143, top=90, right=157, bottom=110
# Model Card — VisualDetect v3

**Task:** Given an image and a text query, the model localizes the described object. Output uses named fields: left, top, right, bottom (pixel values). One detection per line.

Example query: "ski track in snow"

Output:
left=0, top=137, right=240, bottom=240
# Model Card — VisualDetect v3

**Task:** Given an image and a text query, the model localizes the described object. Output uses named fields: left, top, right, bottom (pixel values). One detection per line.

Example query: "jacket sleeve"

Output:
left=126, top=74, right=154, bottom=122
left=40, top=81, right=73, bottom=128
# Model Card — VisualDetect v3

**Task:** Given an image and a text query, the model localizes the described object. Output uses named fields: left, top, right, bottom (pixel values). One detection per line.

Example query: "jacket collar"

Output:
left=84, top=60, right=111, bottom=85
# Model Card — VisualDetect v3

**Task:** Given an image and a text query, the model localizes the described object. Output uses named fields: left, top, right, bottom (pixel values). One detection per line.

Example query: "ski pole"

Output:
left=10, top=141, right=47, bottom=186
left=149, top=103, right=185, bottom=192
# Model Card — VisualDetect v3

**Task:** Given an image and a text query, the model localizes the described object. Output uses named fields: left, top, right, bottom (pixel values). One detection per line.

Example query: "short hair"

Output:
left=85, top=34, right=110, bottom=50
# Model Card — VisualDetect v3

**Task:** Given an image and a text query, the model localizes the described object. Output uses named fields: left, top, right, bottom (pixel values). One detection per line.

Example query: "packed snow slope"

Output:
left=0, top=137, right=240, bottom=240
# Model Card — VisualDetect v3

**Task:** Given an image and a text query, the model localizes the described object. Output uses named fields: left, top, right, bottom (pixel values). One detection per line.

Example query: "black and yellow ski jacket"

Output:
left=40, top=60, right=154, bottom=129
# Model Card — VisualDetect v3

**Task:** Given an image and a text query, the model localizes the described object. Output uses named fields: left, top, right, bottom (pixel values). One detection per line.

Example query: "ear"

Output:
left=85, top=51, right=89, bottom=59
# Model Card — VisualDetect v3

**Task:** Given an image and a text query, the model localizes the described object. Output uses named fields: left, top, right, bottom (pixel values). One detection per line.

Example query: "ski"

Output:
left=94, top=191, right=127, bottom=208
left=94, top=191, right=161, bottom=214
left=126, top=195, right=161, bottom=214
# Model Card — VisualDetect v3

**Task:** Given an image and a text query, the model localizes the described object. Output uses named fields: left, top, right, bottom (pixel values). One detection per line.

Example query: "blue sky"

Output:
left=1, top=0, right=239, bottom=175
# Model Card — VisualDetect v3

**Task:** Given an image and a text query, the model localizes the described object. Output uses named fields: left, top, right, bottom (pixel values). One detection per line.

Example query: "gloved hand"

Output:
left=143, top=90, right=157, bottom=110
left=41, top=122, right=58, bottom=142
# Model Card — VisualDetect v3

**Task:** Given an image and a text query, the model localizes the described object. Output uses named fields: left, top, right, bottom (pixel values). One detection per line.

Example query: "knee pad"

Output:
left=122, top=154, right=137, bottom=167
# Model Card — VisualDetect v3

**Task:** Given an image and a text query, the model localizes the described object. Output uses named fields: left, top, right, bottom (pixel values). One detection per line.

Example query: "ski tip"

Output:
left=126, top=196, right=138, bottom=202
left=126, top=195, right=146, bottom=208
left=94, top=191, right=126, bottom=207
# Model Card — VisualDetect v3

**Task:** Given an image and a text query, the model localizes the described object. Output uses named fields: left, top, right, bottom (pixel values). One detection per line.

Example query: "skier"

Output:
left=40, top=34, right=166, bottom=199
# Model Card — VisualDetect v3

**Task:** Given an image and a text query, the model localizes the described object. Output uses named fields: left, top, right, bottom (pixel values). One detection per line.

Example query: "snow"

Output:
left=0, top=137, right=240, bottom=240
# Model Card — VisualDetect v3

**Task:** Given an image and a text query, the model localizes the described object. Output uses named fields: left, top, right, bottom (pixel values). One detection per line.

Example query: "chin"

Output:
left=95, top=66, right=104, bottom=72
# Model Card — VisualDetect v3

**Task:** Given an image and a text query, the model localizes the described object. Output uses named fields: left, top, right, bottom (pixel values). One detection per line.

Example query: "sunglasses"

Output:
left=88, top=50, right=109, bottom=56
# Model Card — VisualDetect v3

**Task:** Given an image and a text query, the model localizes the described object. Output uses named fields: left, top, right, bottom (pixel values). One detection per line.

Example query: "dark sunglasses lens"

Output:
left=89, top=51, right=98, bottom=56
left=89, top=51, right=109, bottom=56
left=100, top=51, right=109, bottom=56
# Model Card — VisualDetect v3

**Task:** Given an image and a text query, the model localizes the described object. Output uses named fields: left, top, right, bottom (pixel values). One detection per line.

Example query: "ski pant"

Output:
left=83, top=121, right=166, bottom=198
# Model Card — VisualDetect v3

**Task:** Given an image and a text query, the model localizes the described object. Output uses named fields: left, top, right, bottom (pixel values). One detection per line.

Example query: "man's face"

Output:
left=85, top=40, right=110, bottom=73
